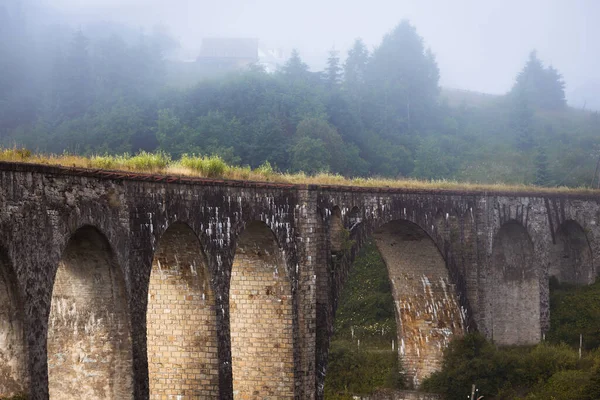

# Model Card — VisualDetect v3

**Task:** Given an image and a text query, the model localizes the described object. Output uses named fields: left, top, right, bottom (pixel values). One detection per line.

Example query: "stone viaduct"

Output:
left=0, top=162, right=598, bottom=399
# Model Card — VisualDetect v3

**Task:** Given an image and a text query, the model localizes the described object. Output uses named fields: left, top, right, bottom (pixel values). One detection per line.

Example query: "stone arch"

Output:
left=48, top=225, right=132, bottom=399
left=0, top=248, right=26, bottom=397
left=348, top=206, right=362, bottom=233
left=230, top=221, right=294, bottom=398
left=491, top=220, right=539, bottom=345
left=549, top=220, right=594, bottom=285
left=146, top=222, right=219, bottom=398
left=373, top=219, right=464, bottom=388
left=329, top=206, right=345, bottom=253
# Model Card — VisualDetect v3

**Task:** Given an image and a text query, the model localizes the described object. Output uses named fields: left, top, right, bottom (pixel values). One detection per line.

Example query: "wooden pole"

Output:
left=471, top=384, right=476, bottom=400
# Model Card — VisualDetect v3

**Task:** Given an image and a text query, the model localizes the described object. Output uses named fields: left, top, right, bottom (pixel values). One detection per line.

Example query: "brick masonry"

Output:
left=47, top=226, right=132, bottom=399
left=374, top=220, right=464, bottom=388
left=230, top=221, right=294, bottom=399
left=0, top=163, right=597, bottom=399
left=147, top=222, right=219, bottom=399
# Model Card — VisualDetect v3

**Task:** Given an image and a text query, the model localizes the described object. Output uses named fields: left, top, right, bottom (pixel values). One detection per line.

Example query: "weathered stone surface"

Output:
left=374, top=221, right=464, bottom=388
left=0, top=163, right=597, bottom=399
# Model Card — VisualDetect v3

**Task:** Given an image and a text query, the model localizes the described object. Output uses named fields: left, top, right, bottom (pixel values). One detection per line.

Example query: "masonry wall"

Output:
left=147, top=222, right=219, bottom=398
left=550, top=220, right=594, bottom=285
left=0, top=253, right=26, bottom=396
left=0, top=163, right=598, bottom=400
left=230, top=221, right=295, bottom=399
left=374, top=220, right=464, bottom=388
left=47, top=226, right=132, bottom=399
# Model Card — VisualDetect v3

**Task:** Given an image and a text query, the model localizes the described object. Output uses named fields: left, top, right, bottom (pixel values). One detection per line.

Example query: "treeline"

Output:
left=1, top=2, right=600, bottom=186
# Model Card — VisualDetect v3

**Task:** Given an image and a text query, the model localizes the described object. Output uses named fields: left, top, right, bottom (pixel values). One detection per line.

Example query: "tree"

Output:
left=534, top=145, right=551, bottom=186
left=511, top=88, right=535, bottom=151
left=343, top=39, right=369, bottom=90
left=59, top=30, right=92, bottom=118
left=365, top=20, right=440, bottom=139
left=511, top=50, right=566, bottom=110
left=279, top=49, right=310, bottom=81
left=325, top=48, right=342, bottom=88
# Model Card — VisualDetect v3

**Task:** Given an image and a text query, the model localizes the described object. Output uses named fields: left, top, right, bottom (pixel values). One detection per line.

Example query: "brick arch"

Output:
left=230, top=220, right=294, bottom=398
left=372, top=219, right=465, bottom=388
left=491, top=220, right=539, bottom=345
left=146, top=221, right=219, bottom=398
left=47, top=225, right=133, bottom=399
left=0, top=246, right=27, bottom=397
left=549, top=220, right=594, bottom=285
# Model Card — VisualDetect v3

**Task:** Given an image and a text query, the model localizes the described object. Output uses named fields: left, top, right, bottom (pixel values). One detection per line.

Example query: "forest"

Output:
left=2, top=3, right=599, bottom=187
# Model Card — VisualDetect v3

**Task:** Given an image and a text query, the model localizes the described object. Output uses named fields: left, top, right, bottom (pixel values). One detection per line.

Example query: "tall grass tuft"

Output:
left=179, top=154, right=228, bottom=178
left=123, top=151, right=171, bottom=172
left=0, top=146, right=596, bottom=194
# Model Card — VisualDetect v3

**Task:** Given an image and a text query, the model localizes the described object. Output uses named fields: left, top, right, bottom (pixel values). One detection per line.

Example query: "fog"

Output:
left=45, top=0, right=600, bottom=105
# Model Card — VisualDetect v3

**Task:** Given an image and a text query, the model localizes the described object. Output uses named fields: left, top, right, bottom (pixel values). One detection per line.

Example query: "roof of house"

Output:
left=198, top=38, right=259, bottom=60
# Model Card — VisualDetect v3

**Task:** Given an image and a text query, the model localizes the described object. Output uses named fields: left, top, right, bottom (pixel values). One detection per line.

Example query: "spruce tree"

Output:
left=534, top=145, right=551, bottom=186
left=325, top=48, right=342, bottom=88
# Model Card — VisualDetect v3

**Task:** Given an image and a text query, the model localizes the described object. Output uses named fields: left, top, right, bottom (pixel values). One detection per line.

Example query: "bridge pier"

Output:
left=0, top=164, right=598, bottom=399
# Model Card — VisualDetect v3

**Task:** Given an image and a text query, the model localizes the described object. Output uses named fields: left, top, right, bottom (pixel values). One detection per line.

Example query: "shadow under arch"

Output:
left=550, top=220, right=594, bottom=285
left=230, top=220, right=294, bottom=399
left=48, top=225, right=133, bottom=399
left=372, top=219, right=465, bottom=388
left=329, top=206, right=344, bottom=253
left=146, top=221, right=219, bottom=398
left=0, top=246, right=27, bottom=397
left=491, top=220, right=539, bottom=345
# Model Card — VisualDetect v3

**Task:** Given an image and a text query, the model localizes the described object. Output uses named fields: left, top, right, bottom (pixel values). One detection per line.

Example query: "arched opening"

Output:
left=48, top=226, right=132, bottom=399
left=550, top=220, right=594, bottom=285
left=147, top=222, right=219, bottom=398
left=373, top=220, right=464, bottom=388
left=330, top=206, right=345, bottom=253
left=491, top=221, right=539, bottom=345
left=230, top=221, right=294, bottom=398
left=0, top=250, right=26, bottom=397
left=348, top=206, right=362, bottom=234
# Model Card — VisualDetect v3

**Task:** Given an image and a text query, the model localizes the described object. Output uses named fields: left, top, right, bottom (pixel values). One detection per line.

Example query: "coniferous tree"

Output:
left=365, top=20, right=440, bottom=138
left=325, top=48, right=342, bottom=88
left=280, top=49, right=309, bottom=81
left=511, top=50, right=566, bottom=110
left=60, top=30, right=92, bottom=118
left=343, top=39, right=369, bottom=90
left=534, top=145, right=551, bottom=186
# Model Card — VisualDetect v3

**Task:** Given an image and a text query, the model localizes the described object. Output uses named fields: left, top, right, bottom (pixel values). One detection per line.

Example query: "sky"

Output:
left=46, top=0, right=600, bottom=104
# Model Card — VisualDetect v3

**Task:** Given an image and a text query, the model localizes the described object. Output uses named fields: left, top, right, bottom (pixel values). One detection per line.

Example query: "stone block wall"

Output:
left=47, top=226, right=132, bottom=399
left=0, top=163, right=598, bottom=400
left=230, top=221, right=294, bottom=399
left=0, top=253, right=26, bottom=396
left=147, top=222, right=219, bottom=399
left=374, top=220, right=464, bottom=388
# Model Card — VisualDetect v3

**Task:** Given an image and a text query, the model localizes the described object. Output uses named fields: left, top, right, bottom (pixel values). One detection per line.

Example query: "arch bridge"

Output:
left=0, top=163, right=598, bottom=399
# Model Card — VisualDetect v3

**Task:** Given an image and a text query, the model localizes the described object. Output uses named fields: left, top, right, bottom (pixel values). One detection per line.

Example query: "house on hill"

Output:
left=197, top=38, right=259, bottom=70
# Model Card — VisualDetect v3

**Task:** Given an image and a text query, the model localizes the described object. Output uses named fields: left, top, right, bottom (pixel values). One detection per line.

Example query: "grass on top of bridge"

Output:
left=0, top=147, right=597, bottom=194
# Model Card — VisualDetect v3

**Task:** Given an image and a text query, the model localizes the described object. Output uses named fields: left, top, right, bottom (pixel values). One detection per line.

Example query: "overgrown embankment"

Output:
left=422, top=279, right=600, bottom=400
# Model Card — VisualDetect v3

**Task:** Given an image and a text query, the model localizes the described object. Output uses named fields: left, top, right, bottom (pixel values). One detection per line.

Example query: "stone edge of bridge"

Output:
left=0, top=161, right=598, bottom=200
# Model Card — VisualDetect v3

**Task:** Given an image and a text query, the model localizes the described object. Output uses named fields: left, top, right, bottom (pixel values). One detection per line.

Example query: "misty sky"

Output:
left=48, top=0, right=600, bottom=100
